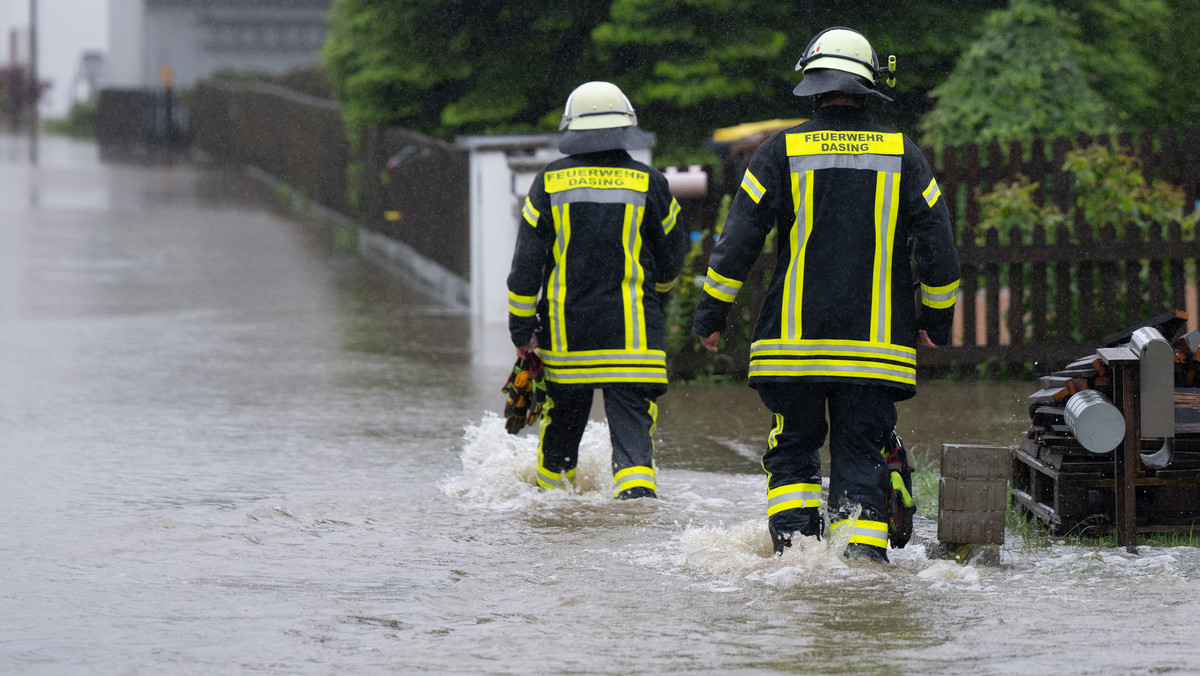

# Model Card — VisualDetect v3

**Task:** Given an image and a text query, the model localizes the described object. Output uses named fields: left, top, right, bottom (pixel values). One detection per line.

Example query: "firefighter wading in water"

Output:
left=507, top=81, right=687, bottom=499
left=692, top=27, right=960, bottom=562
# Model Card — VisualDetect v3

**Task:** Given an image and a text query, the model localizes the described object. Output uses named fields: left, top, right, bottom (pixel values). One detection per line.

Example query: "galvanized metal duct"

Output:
left=1131, top=326, right=1175, bottom=469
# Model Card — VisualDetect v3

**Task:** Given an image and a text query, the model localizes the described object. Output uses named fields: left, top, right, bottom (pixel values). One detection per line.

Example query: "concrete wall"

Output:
left=189, top=78, right=471, bottom=310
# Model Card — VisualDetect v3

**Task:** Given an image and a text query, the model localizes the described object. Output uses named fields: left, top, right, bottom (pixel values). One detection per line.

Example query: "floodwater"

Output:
left=3, top=133, right=1199, bottom=675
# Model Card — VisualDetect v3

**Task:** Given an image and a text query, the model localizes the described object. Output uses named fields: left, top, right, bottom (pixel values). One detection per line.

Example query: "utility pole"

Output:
left=28, top=0, right=38, bottom=163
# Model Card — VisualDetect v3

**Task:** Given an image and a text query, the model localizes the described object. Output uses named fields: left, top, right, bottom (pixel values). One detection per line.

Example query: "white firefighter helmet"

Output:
left=793, top=27, right=894, bottom=101
left=559, top=81, right=638, bottom=131
left=557, top=81, right=653, bottom=154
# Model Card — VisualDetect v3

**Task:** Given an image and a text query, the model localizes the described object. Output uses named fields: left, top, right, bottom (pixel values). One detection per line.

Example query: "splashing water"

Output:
left=443, top=413, right=946, bottom=589
left=442, top=411, right=619, bottom=507
left=432, top=408, right=1200, bottom=675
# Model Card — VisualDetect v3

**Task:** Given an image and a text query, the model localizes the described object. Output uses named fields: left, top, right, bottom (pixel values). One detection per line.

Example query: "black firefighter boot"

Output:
left=844, top=543, right=890, bottom=564
left=617, top=486, right=657, bottom=500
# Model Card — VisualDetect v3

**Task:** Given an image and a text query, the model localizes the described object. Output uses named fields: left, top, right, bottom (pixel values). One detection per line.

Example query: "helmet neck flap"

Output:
left=792, top=27, right=896, bottom=102
left=558, top=81, right=654, bottom=154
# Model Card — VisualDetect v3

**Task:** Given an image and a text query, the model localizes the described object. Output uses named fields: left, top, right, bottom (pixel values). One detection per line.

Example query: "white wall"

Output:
left=106, top=0, right=143, bottom=88
left=106, top=0, right=328, bottom=92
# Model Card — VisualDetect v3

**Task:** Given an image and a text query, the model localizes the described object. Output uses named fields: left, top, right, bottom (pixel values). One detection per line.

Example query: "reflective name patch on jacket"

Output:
left=544, top=167, right=649, bottom=193
left=786, top=131, right=904, bottom=156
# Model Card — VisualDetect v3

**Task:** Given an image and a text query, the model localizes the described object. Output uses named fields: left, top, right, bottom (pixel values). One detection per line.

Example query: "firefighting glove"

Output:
left=501, top=353, right=545, bottom=435
left=884, top=432, right=916, bottom=549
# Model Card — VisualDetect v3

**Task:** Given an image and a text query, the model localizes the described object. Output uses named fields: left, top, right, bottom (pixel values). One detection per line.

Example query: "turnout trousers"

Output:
left=536, top=383, right=662, bottom=498
left=757, top=382, right=897, bottom=554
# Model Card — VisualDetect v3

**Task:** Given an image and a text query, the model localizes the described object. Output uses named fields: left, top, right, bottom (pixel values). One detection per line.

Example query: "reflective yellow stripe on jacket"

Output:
left=522, top=196, right=540, bottom=226
left=921, top=279, right=959, bottom=310
left=508, top=290, right=537, bottom=318
left=702, top=267, right=743, bottom=303
left=922, top=177, right=942, bottom=207
left=539, top=348, right=668, bottom=385
left=662, top=197, right=681, bottom=235
left=547, top=203, right=572, bottom=350
left=620, top=200, right=649, bottom=350
left=749, top=338, right=917, bottom=386
left=741, top=168, right=766, bottom=204
left=782, top=166, right=814, bottom=338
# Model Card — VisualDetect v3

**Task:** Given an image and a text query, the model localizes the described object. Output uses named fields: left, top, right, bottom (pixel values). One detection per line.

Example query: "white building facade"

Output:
left=106, top=0, right=331, bottom=90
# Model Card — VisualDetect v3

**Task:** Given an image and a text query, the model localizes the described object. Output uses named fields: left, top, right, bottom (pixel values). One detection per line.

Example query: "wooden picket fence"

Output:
left=931, top=220, right=1198, bottom=372
left=924, top=128, right=1199, bottom=372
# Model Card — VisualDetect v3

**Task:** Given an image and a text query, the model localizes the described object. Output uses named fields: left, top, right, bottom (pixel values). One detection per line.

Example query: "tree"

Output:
left=1054, top=0, right=1169, bottom=127
left=320, top=0, right=1010, bottom=160
left=590, top=0, right=1006, bottom=162
left=919, top=0, right=1112, bottom=149
left=321, top=0, right=610, bottom=136
left=590, top=0, right=793, bottom=164
left=860, top=1, right=1009, bottom=135
left=1155, top=0, right=1200, bottom=129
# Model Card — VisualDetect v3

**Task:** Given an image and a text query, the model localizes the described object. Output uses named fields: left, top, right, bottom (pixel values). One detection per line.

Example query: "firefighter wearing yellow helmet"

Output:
left=507, top=81, right=687, bottom=499
left=692, top=28, right=960, bottom=562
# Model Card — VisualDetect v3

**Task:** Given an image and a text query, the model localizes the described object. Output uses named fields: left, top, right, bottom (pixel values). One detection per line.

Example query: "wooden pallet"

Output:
left=1011, top=437, right=1200, bottom=535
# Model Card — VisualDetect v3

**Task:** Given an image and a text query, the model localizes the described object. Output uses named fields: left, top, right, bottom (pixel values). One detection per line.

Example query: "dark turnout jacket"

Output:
left=508, top=150, right=687, bottom=387
left=691, top=106, right=960, bottom=399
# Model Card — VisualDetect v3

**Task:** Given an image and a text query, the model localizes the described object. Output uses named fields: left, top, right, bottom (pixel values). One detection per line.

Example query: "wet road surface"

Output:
left=3, top=133, right=1199, bottom=675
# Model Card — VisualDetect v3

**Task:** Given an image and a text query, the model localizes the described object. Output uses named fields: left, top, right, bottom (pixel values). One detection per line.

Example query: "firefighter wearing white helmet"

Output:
left=692, top=28, right=960, bottom=562
left=792, top=26, right=896, bottom=101
left=507, top=81, right=686, bottom=499
left=557, top=81, right=655, bottom=154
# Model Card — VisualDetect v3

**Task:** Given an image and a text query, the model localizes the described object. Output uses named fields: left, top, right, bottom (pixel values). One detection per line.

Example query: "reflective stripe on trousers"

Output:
left=612, top=465, right=656, bottom=497
left=831, top=518, right=889, bottom=549
left=766, top=482, right=822, bottom=516
left=537, top=459, right=576, bottom=491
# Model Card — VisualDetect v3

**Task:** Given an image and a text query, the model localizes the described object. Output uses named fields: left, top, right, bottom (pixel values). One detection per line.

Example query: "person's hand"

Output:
left=917, top=329, right=937, bottom=348
left=700, top=331, right=721, bottom=352
left=517, top=334, right=538, bottom=357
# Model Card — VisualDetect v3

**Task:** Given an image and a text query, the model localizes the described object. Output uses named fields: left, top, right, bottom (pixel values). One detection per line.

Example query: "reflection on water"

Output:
left=658, top=378, right=1031, bottom=474
left=3, top=133, right=1198, bottom=675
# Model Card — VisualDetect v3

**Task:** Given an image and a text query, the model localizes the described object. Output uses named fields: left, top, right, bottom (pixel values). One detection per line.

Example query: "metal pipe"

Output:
left=1064, top=389, right=1126, bottom=454
left=28, top=0, right=37, bottom=163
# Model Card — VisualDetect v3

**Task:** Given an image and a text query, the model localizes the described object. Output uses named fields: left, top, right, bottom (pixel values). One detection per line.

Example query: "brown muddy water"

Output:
left=3, top=133, right=1198, bottom=675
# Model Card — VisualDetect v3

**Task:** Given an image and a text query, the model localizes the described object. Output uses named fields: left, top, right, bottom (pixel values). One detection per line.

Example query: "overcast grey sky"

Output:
left=2, top=0, right=109, bottom=117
